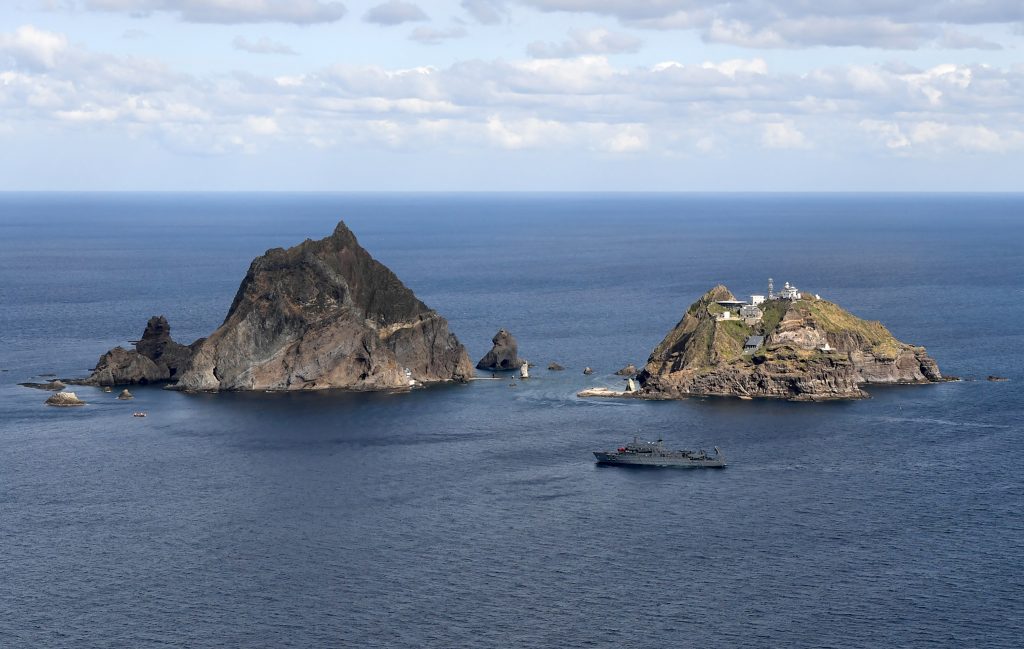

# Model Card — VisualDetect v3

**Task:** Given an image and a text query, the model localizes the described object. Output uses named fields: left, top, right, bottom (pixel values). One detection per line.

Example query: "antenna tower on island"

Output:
left=768, top=277, right=774, bottom=299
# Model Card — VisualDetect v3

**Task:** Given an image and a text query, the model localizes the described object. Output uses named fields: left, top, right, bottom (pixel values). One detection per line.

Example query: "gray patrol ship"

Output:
left=594, top=437, right=726, bottom=468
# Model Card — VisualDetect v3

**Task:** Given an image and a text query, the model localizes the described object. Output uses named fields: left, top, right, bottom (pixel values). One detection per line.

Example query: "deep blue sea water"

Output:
left=1, top=193, right=1022, bottom=648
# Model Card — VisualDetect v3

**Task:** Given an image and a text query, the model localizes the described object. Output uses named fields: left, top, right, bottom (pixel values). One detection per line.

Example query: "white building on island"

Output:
left=779, top=281, right=802, bottom=300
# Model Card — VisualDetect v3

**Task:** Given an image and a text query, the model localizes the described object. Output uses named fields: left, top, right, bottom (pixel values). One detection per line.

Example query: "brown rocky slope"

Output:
left=74, top=221, right=474, bottom=391
left=172, top=221, right=474, bottom=391
left=637, top=285, right=942, bottom=401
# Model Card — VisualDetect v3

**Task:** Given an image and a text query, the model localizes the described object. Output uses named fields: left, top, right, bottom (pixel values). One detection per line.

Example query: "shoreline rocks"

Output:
left=72, top=315, right=197, bottom=387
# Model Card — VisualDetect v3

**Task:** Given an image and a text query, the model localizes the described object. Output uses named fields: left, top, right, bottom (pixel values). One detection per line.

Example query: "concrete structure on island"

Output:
left=739, top=304, right=763, bottom=322
left=779, top=281, right=802, bottom=300
left=743, top=335, right=764, bottom=354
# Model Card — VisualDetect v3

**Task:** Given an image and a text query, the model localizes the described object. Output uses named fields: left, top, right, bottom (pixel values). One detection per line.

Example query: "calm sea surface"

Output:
left=1, top=193, right=1022, bottom=648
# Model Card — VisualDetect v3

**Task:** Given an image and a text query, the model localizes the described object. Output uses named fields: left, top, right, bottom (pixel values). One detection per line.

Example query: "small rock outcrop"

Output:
left=548, top=362, right=565, bottom=371
left=118, top=389, right=134, bottom=400
left=476, top=329, right=522, bottom=371
left=20, top=379, right=66, bottom=391
left=75, top=316, right=197, bottom=387
left=636, top=285, right=943, bottom=401
left=615, top=364, right=638, bottom=376
left=46, top=391, right=85, bottom=407
left=173, top=221, right=474, bottom=391
left=987, top=375, right=1008, bottom=382
left=582, top=367, right=593, bottom=375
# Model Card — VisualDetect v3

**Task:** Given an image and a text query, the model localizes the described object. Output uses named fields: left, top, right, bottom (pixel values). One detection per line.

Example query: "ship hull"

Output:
left=593, top=452, right=726, bottom=468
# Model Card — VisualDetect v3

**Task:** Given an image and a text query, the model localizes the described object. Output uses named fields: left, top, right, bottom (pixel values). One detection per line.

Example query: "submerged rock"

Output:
left=615, top=364, right=638, bottom=376
left=548, top=362, right=565, bottom=371
left=46, top=391, right=85, bottom=407
left=636, top=285, right=943, bottom=401
left=174, top=221, right=473, bottom=391
left=987, top=375, right=1009, bottom=382
left=20, top=379, right=66, bottom=391
left=476, top=329, right=522, bottom=371
left=117, top=389, right=134, bottom=400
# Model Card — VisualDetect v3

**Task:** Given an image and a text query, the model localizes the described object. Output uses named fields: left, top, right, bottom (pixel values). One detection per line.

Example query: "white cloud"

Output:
left=599, top=124, right=648, bottom=153
left=363, top=0, right=428, bottom=25
left=83, top=0, right=347, bottom=24
left=761, top=122, right=810, bottom=149
left=462, top=0, right=506, bottom=24
left=859, top=119, right=910, bottom=149
left=409, top=26, right=468, bottom=45
left=0, top=25, right=68, bottom=71
left=701, top=58, right=767, bottom=77
left=937, top=29, right=1002, bottom=50
left=527, top=27, right=642, bottom=58
left=233, top=35, right=296, bottom=55
left=3, top=24, right=1023, bottom=162
left=519, top=0, right=1024, bottom=49
left=246, top=116, right=280, bottom=134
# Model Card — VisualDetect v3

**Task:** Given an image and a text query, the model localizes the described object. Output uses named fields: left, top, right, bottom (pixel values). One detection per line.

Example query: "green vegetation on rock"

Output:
left=638, top=284, right=942, bottom=401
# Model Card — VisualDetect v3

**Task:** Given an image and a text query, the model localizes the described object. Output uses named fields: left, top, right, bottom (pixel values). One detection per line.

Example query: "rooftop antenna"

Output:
left=768, top=277, right=774, bottom=300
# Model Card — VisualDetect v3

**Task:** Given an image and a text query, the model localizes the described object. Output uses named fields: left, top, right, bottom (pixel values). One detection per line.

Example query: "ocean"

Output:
left=1, top=193, right=1021, bottom=648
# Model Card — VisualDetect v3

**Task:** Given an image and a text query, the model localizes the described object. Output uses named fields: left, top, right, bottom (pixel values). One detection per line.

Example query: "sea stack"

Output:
left=476, top=329, right=522, bottom=371
left=637, top=285, right=942, bottom=401
left=76, top=315, right=196, bottom=387
left=173, top=221, right=474, bottom=391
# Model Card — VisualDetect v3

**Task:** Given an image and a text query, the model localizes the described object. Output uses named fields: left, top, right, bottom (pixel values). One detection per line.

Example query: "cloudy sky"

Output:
left=2, top=1, right=1023, bottom=190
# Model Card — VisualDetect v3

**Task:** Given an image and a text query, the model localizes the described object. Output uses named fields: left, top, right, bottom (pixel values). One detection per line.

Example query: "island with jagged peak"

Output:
left=70, top=220, right=474, bottom=392
left=628, top=280, right=942, bottom=401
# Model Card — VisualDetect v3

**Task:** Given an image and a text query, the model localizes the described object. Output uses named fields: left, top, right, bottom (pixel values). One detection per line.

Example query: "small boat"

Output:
left=132, top=412, right=147, bottom=418
left=594, top=437, right=726, bottom=468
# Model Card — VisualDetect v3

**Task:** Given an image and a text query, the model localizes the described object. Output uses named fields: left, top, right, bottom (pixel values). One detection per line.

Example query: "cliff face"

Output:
left=637, top=285, right=942, bottom=401
left=173, top=221, right=474, bottom=391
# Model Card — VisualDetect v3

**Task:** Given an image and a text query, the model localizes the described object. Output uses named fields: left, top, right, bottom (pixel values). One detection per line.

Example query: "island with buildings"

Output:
left=594, top=279, right=943, bottom=402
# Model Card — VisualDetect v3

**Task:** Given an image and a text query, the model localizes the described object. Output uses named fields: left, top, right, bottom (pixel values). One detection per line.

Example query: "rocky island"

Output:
left=476, top=329, right=522, bottom=371
left=634, top=284, right=942, bottom=401
left=74, top=221, right=474, bottom=392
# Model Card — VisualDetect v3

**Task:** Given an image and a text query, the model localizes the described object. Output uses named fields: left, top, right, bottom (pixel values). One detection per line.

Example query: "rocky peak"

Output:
left=174, top=219, right=473, bottom=391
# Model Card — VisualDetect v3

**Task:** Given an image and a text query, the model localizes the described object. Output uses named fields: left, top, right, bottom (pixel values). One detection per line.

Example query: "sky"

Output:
left=1, top=1, right=1023, bottom=191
